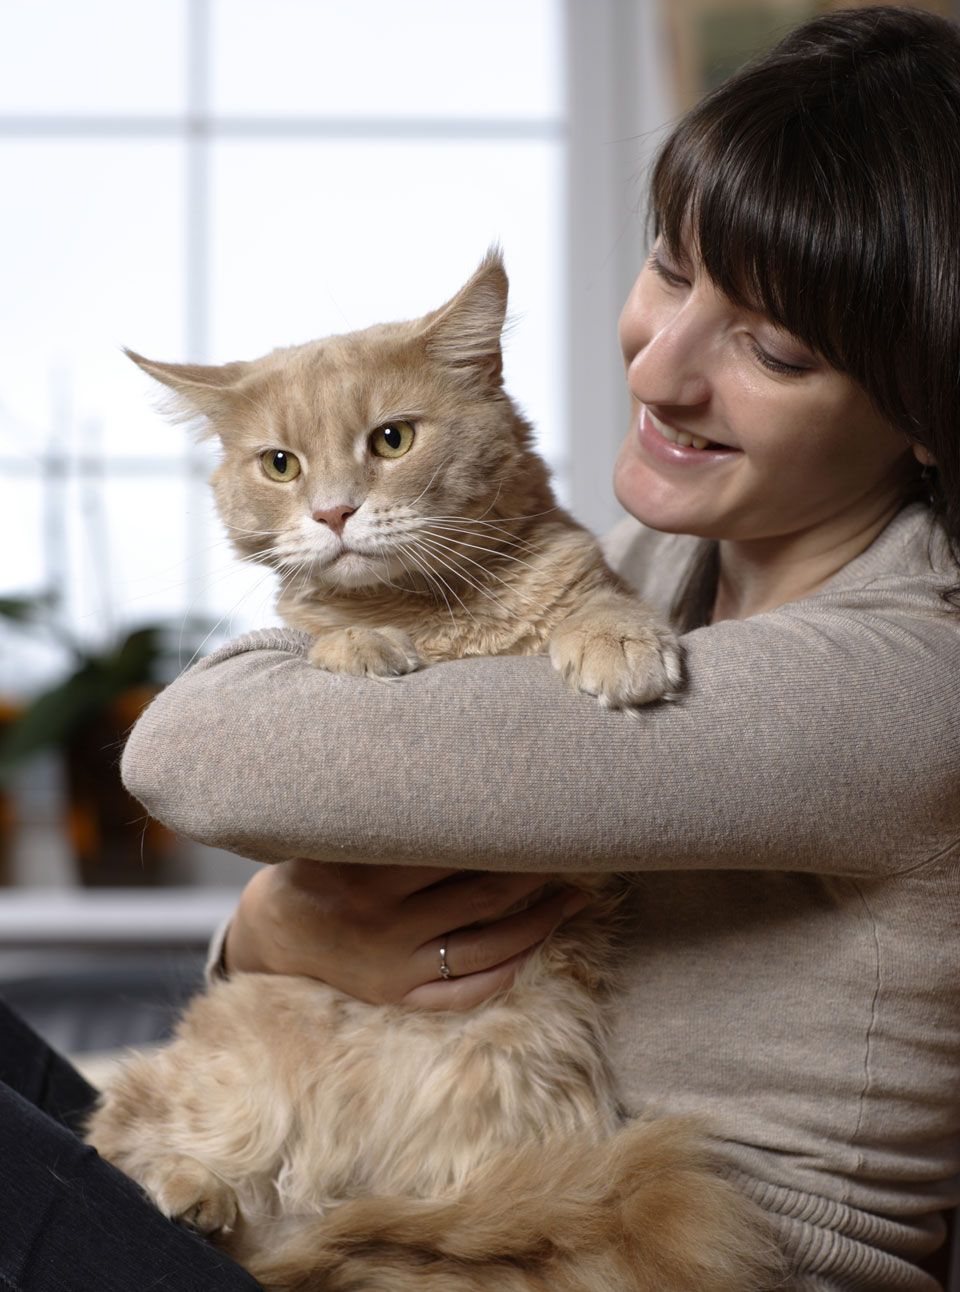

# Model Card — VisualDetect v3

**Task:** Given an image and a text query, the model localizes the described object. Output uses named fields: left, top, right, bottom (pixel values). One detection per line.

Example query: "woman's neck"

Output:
left=710, top=497, right=905, bottom=623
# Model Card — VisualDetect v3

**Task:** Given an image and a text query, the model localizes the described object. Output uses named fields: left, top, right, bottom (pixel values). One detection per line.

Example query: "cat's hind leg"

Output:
left=84, top=1000, right=291, bottom=1236
left=84, top=1041, right=253, bottom=1234
left=145, top=1152, right=239, bottom=1234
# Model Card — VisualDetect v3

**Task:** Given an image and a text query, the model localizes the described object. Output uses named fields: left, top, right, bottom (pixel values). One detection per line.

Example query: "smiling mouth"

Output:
left=646, top=408, right=739, bottom=452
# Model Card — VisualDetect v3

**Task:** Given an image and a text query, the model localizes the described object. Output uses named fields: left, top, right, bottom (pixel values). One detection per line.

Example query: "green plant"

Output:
left=0, top=594, right=209, bottom=783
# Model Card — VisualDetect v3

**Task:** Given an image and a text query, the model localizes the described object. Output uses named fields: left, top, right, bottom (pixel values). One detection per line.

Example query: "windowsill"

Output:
left=0, top=887, right=237, bottom=948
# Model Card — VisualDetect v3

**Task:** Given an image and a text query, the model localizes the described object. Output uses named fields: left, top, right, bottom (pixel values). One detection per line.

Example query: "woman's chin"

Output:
left=613, top=450, right=693, bottom=534
left=613, top=441, right=735, bottom=538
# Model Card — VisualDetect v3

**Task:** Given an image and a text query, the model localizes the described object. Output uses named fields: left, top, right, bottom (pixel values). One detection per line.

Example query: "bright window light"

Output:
left=0, top=1, right=567, bottom=694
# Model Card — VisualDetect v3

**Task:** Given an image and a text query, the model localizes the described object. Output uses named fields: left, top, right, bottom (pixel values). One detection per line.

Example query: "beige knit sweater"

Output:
left=122, top=501, right=960, bottom=1291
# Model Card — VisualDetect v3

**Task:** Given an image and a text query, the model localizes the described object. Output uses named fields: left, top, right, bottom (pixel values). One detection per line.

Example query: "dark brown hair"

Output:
left=651, top=5, right=960, bottom=622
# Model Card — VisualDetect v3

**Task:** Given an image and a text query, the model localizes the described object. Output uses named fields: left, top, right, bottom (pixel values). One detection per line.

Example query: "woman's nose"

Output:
left=621, top=293, right=712, bottom=409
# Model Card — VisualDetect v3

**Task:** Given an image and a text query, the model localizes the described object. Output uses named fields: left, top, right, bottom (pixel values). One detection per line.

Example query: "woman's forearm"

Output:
left=121, top=610, right=952, bottom=879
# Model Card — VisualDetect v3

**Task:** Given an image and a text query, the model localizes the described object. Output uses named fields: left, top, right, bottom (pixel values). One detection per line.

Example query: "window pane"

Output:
left=208, top=138, right=564, bottom=466
left=0, top=141, right=186, bottom=463
left=0, top=1, right=187, bottom=114
left=211, top=0, right=562, bottom=120
left=62, top=476, right=191, bottom=645
left=0, top=478, right=46, bottom=594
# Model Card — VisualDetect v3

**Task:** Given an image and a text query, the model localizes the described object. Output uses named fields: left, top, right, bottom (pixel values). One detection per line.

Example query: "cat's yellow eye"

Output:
left=370, top=420, right=416, bottom=460
left=260, top=449, right=302, bottom=482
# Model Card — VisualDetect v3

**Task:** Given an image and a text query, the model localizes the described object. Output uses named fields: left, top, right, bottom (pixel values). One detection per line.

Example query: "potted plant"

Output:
left=0, top=595, right=211, bottom=886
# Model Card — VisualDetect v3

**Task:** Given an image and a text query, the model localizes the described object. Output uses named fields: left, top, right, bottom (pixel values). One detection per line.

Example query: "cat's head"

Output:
left=127, top=249, right=550, bottom=593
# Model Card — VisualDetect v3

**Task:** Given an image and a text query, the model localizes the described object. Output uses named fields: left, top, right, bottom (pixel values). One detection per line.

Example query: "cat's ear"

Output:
left=420, top=246, right=508, bottom=390
left=124, top=349, right=252, bottom=435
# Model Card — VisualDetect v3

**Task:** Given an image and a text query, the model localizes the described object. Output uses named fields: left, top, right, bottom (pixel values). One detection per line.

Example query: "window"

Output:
left=1, top=2, right=682, bottom=899
left=0, top=0, right=583, bottom=693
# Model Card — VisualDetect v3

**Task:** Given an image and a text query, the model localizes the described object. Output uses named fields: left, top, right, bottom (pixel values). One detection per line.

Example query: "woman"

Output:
left=126, top=7, right=960, bottom=1290
left=3, top=6, right=957, bottom=1290
left=122, top=10, right=960, bottom=1290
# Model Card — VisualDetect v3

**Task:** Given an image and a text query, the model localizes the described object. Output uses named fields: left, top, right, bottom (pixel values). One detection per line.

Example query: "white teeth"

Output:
left=647, top=409, right=719, bottom=451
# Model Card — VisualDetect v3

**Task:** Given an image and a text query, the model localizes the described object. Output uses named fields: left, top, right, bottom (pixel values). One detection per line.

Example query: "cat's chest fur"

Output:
left=277, top=522, right=612, bottom=664
left=278, top=586, right=548, bottom=662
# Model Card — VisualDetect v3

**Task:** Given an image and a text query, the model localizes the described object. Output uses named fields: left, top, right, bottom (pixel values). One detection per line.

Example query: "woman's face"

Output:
left=613, top=239, right=916, bottom=542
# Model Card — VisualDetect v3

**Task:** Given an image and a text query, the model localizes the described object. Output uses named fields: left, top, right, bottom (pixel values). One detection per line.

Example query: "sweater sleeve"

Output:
left=121, top=579, right=960, bottom=879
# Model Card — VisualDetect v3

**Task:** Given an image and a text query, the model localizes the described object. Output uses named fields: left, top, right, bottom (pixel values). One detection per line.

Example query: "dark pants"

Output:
left=0, top=998, right=262, bottom=1291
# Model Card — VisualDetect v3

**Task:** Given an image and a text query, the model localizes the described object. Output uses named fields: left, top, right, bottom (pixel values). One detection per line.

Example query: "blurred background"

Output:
left=0, top=0, right=955, bottom=1057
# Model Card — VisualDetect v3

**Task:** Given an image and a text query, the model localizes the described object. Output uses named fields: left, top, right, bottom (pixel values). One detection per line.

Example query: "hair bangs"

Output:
left=649, top=91, right=901, bottom=385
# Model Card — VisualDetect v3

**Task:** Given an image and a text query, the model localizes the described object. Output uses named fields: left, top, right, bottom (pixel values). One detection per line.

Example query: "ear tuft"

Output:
left=420, top=247, right=509, bottom=388
left=124, top=348, right=252, bottom=435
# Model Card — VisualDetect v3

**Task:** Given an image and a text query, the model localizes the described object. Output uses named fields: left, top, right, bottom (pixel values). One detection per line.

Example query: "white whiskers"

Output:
left=394, top=540, right=469, bottom=628
left=414, top=534, right=548, bottom=616
left=178, top=563, right=280, bottom=672
left=419, top=526, right=541, bottom=574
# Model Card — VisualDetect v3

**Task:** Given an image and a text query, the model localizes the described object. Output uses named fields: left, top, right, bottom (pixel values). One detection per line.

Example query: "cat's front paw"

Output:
left=308, top=625, right=422, bottom=678
left=148, top=1155, right=239, bottom=1235
left=549, top=605, right=682, bottom=707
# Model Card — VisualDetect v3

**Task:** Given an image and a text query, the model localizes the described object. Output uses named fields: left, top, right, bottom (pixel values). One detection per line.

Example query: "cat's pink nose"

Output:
left=312, top=505, right=356, bottom=535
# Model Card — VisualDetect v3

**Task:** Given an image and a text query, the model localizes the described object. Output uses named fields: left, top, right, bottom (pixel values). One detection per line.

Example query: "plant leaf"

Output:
left=0, top=592, right=58, bottom=624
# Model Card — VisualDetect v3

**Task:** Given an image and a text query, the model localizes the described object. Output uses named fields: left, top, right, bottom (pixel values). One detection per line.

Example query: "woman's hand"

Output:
left=224, top=859, right=589, bottom=1010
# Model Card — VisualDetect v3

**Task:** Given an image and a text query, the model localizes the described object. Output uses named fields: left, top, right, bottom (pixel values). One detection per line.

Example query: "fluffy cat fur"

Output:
left=86, top=251, right=779, bottom=1290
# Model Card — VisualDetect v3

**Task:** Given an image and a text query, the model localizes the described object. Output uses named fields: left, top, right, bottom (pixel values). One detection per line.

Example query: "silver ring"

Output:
left=438, top=937, right=452, bottom=980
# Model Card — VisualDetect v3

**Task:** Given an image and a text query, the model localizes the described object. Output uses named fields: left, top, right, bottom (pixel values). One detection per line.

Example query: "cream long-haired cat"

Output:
left=86, top=252, right=777, bottom=1291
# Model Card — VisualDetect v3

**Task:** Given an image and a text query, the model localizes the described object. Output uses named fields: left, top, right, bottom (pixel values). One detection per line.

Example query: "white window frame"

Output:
left=565, top=0, right=672, bottom=537
left=0, top=0, right=673, bottom=903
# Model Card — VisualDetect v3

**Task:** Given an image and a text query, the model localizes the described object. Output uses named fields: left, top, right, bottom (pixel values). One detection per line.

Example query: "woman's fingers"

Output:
left=402, top=948, right=536, bottom=1011
left=405, top=870, right=549, bottom=937
left=411, top=887, right=590, bottom=988
left=404, top=886, right=592, bottom=1009
left=231, top=860, right=591, bottom=1010
left=361, top=863, right=461, bottom=897
left=287, top=858, right=459, bottom=899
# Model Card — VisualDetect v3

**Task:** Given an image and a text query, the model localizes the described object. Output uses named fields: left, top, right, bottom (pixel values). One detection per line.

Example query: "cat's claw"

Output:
left=308, top=626, right=422, bottom=678
left=549, top=610, right=682, bottom=708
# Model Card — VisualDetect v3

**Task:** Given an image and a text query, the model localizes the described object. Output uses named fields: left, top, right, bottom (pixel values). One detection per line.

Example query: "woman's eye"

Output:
left=750, top=343, right=810, bottom=377
left=370, top=420, right=416, bottom=459
left=260, top=449, right=302, bottom=481
left=647, top=252, right=690, bottom=289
